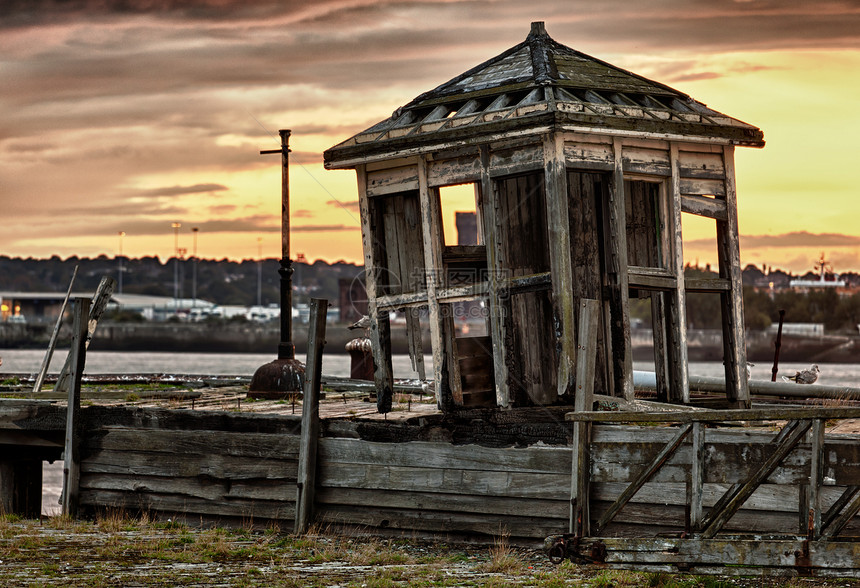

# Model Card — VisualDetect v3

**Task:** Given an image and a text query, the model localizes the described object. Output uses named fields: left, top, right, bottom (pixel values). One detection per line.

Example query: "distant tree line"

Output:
left=637, top=266, right=860, bottom=334
left=2, top=256, right=859, bottom=332
left=0, top=255, right=363, bottom=308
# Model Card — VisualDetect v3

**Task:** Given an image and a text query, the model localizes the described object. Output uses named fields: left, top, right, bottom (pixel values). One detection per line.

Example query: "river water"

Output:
left=2, top=348, right=858, bottom=516
left=2, top=348, right=859, bottom=386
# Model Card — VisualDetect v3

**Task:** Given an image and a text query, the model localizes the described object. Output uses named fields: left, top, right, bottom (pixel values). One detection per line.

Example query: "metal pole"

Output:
left=117, top=231, right=124, bottom=295
left=172, top=222, right=181, bottom=309
left=192, top=227, right=199, bottom=307
left=248, top=129, right=304, bottom=395
left=278, top=129, right=295, bottom=359
left=257, top=237, right=263, bottom=308
left=772, top=309, right=785, bottom=382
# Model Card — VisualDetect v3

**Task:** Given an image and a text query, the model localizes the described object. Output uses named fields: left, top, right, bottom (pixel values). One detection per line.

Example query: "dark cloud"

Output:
left=688, top=231, right=860, bottom=249
left=667, top=72, right=723, bottom=83
left=139, top=183, right=228, bottom=198
left=327, top=199, right=360, bottom=212
left=740, top=231, right=860, bottom=248
left=1, top=0, right=858, bottom=261
left=291, top=224, right=357, bottom=233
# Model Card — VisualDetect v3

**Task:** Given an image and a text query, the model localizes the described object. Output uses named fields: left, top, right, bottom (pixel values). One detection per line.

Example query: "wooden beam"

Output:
left=33, top=265, right=78, bottom=395
left=593, top=423, right=692, bottom=534
left=543, top=133, right=576, bottom=399
left=627, top=271, right=677, bottom=291
left=565, top=406, right=860, bottom=423
left=294, top=298, right=327, bottom=534
left=480, top=145, right=510, bottom=408
left=668, top=143, right=690, bottom=404
left=356, top=165, right=395, bottom=412
left=417, top=155, right=449, bottom=408
left=717, top=145, right=749, bottom=408
left=55, top=276, right=116, bottom=393
left=685, top=277, right=731, bottom=292
left=62, top=296, right=89, bottom=518
left=575, top=299, right=600, bottom=413
left=689, top=421, right=705, bottom=530
left=570, top=299, right=599, bottom=536
left=808, top=418, right=825, bottom=537
left=608, top=137, right=633, bottom=401
left=680, top=194, right=728, bottom=220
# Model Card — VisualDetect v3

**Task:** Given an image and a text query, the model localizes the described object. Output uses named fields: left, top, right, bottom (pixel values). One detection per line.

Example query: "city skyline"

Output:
left=2, top=2, right=858, bottom=273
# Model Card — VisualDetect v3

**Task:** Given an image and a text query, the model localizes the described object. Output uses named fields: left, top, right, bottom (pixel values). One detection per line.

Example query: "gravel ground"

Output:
left=3, top=517, right=860, bottom=587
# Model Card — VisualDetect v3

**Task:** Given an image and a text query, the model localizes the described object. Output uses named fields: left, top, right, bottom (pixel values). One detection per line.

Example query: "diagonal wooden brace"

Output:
left=701, top=418, right=812, bottom=539
left=593, top=423, right=692, bottom=535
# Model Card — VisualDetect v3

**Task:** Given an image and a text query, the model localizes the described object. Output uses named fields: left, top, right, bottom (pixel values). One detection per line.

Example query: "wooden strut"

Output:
left=62, top=296, right=90, bottom=518
left=569, top=299, right=599, bottom=536
left=294, top=298, right=327, bottom=534
left=33, top=265, right=78, bottom=395
left=55, top=276, right=117, bottom=393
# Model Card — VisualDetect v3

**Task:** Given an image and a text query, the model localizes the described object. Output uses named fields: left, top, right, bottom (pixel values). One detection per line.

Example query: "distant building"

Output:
left=790, top=253, right=847, bottom=291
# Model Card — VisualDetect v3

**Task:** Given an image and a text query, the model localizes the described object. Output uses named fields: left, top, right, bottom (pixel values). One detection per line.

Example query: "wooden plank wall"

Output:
left=73, top=415, right=860, bottom=540
left=79, top=425, right=301, bottom=522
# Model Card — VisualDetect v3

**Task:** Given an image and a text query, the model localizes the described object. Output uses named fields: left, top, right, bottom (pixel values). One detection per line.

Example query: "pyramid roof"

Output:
left=325, top=22, right=764, bottom=168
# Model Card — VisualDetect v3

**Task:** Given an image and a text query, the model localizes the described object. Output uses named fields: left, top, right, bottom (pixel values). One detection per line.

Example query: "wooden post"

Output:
left=33, top=265, right=78, bottom=395
left=417, top=155, right=449, bottom=409
left=356, top=165, right=395, bottom=413
left=808, top=418, right=825, bottom=538
left=294, top=298, right=327, bottom=535
left=55, top=276, right=116, bottom=393
left=717, top=145, right=749, bottom=408
left=689, top=421, right=705, bottom=531
left=667, top=143, right=690, bottom=403
left=62, top=296, right=89, bottom=518
left=570, top=299, right=599, bottom=535
left=479, top=145, right=510, bottom=408
left=543, top=133, right=576, bottom=400
left=608, top=137, right=633, bottom=401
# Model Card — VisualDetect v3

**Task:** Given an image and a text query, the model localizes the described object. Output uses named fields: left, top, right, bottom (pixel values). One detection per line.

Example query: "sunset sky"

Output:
left=2, top=1, right=858, bottom=274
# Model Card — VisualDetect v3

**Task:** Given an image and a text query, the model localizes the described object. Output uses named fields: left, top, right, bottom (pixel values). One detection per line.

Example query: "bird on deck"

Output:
left=782, top=364, right=820, bottom=385
left=347, top=315, right=371, bottom=331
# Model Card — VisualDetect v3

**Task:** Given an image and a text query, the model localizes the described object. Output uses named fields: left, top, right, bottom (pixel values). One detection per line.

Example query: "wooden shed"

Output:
left=324, top=22, right=764, bottom=413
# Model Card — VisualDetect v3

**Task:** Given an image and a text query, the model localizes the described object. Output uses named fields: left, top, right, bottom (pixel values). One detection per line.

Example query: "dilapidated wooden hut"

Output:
left=324, top=22, right=764, bottom=413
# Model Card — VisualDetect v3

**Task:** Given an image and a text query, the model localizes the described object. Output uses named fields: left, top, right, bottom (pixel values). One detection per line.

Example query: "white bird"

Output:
left=347, top=315, right=371, bottom=331
left=745, top=362, right=755, bottom=381
left=782, top=364, right=820, bottom=385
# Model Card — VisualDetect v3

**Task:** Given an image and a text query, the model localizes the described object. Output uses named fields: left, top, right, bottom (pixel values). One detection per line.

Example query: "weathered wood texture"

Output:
left=79, top=426, right=301, bottom=521
left=62, top=297, right=89, bottom=517
left=567, top=172, right=609, bottom=396
left=55, top=278, right=116, bottom=394
left=494, top=171, right=557, bottom=405
left=295, top=298, right=326, bottom=533
left=50, top=401, right=859, bottom=541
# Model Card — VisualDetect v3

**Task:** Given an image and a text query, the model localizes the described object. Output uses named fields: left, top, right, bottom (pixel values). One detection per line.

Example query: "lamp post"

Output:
left=257, top=236, right=263, bottom=308
left=191, top=227, right=199, bottom=307
left=171, top=222, right=181, bottom=310
left=249, top=129, right=305, bottom=396
left=117, top=231, right=125, bottom=295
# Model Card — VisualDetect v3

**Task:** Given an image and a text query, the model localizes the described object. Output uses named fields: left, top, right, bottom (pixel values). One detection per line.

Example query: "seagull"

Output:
left=745, top=362, right=755, bottom=381
left=347, top=315, right=371, bottom=331
left=782, top=364, right=820, bottom=385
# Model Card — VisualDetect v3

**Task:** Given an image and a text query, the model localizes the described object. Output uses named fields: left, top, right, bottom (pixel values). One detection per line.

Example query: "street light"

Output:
left=172, top=222, right=181, bottom=309
left=117, top=231, right=125, bottom=295
left=192, top=227, right=199, bottom=308
left=249, top=129, right=305, bottom=396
